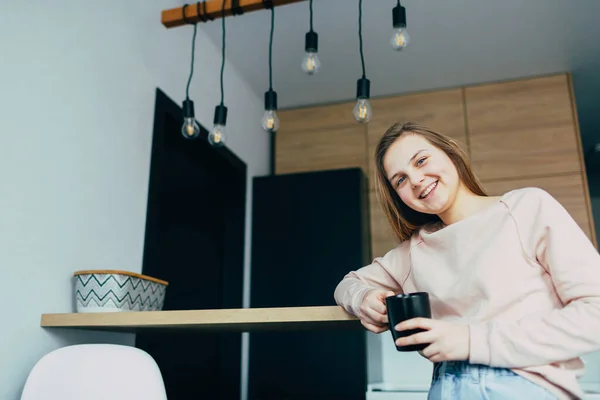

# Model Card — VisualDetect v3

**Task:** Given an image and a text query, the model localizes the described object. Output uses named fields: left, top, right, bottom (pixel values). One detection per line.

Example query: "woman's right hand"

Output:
left=359, top=289, right=396, bottom=333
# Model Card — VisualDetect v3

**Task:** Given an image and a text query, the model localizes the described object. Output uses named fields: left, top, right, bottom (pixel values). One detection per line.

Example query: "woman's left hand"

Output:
left=395, top=318, right=470, bottom=363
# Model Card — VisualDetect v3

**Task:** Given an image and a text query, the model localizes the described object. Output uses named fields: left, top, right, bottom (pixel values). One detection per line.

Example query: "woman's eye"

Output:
left=397, top=176, right=405, bottom=186
left=416, top=157, right=427, bottom=166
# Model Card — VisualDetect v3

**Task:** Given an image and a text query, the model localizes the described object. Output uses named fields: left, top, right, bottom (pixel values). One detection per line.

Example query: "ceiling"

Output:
left=197, top=0, right=600, bottom=109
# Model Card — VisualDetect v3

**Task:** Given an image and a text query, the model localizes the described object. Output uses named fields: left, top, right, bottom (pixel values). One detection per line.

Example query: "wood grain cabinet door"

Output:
left=465, top=74, right=581, bottom=181
left=275, top=102, right=368, bottom=175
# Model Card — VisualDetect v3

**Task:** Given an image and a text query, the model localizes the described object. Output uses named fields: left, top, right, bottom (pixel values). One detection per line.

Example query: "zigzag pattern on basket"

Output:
left=76, top=289, right=164, bottom=311
left=75, top=274, right=166, bottom=311
left=76, top=274, right=166, bottom=295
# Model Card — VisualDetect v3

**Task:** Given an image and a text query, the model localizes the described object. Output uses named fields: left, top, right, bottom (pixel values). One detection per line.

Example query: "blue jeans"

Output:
left=428, top=361, right=558, bottom=399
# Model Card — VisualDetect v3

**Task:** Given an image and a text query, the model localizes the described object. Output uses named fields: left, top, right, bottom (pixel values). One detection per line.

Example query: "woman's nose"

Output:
left=410, top=173, right=425, bottom=188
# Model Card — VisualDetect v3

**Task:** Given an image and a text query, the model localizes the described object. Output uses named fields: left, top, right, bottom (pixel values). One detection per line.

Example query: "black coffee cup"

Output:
left=385, top=292, right=432, bottom=352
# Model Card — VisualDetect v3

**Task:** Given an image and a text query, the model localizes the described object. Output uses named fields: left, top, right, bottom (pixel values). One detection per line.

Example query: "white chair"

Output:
left=21, top=344, right=167, bottom=400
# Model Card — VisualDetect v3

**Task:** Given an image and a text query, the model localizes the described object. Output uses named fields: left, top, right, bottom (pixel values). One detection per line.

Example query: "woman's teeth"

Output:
left=420, top=181, right=437, bottom=199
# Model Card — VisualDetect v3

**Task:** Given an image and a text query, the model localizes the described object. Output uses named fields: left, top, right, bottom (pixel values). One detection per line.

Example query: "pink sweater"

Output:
left=334, top=187, right=600, bottom=399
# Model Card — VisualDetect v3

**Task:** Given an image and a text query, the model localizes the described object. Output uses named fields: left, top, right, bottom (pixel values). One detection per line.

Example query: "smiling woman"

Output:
left=334, top=122, right=600, bottom=400
left=374, top=123, right=488, bottom=242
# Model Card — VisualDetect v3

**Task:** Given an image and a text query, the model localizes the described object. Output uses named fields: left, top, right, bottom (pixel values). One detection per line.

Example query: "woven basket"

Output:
left=73, top=270, right=168, bottom=313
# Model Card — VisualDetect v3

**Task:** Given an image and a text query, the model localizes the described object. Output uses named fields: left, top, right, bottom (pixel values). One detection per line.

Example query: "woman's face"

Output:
left=383, top=134, right=461, bottom=216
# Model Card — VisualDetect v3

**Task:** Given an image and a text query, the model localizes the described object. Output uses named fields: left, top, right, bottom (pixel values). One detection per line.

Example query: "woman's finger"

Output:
left=420, top=343, right=438, bottom=359
left=369, top=298, right=388, bottom=315
left=395, top=317, right=434, bottom=332
left=395, top=329, right=436, bottom=347
left=364, top=307, right=389, bottom=325
left=428, top=353, right=444, bottom=363
left=361, top=320, right=389, bottom=334
left=360, top=302, right=385, bottom=322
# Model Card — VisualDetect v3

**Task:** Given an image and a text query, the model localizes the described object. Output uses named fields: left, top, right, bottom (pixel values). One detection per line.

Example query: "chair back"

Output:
left=21, top=344, right=167, bottom=400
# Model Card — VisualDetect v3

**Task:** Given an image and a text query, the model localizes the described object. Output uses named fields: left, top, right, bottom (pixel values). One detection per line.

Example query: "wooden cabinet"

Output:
left=275, top=102, right=368, bottom=174
left=369, top=190, right=399, bottom=259
left=274, top=73, right=596, bottom=256
left=465, top=75, right=581, bottom=181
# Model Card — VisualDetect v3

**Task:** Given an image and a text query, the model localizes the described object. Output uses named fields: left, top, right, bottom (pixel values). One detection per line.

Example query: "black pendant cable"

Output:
left=301, top=0, right=320, bottom=74
left=181, top=4, right=201, bottom=139
left=261, top=2, right=279, bottom=134
left=209, top=0, right=228, bottom=147
left=353, top=0, right=372, bottom=123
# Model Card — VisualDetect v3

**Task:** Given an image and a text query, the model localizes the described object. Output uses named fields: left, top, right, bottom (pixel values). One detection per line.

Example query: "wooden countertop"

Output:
left=40, top=305, right=361, bottom=333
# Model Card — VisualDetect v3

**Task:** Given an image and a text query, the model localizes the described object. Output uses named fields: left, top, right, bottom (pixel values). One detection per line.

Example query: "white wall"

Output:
left=0, top=1, right=269, bottom=399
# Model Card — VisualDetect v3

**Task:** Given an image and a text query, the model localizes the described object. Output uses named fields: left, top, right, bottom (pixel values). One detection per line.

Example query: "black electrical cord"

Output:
left=202, top=1, right=214, bottom=20
left=196, top=1, right=206, bottom=22
left=309, top=0, right=313, bottom=32
left=185, top=24, right=197, bottom=100
left=231, top=0, right=244, bottom=15
left=220, top=0, right=226, bottom=106
left=359, top=0, right=365, bottom=79
left=268, top=6, right=274, bottom=90
left=183, top=4, right=198, bottom=100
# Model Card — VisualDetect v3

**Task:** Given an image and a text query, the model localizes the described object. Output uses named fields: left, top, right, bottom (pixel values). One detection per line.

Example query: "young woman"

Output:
left=334, top=123, right=600, bottom=400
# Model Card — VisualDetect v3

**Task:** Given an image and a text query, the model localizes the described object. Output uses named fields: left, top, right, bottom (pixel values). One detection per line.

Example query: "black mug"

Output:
left=385, top=292, right=432, bottom=352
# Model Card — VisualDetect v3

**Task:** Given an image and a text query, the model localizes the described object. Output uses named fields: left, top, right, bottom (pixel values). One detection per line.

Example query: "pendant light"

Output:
left=391, top=0, right=409, bottom=51
left=209, top=0, right=228, bottom=147
left=261, top=3, right=280, bottom=133
left=181, top=4, right=200, bottom=139
left=301, top=0, right=320, bottom=75
left=353, top=0, right=372, bottom=123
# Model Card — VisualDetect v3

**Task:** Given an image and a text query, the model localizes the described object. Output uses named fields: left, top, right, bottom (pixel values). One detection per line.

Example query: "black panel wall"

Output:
left=249, top=168, right=370, bottom=400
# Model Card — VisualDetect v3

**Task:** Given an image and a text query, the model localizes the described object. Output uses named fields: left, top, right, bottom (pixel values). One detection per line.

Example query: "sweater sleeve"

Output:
left=334, top=242, right=409, bottom=318
left=469, top=188, right=600, bottom=368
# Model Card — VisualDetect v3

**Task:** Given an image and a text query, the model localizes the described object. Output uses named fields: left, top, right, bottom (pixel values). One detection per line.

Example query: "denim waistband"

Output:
left=433, top=361, right=517, bottom=381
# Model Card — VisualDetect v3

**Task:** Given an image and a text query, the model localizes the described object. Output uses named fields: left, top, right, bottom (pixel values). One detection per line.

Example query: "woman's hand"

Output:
left=358, top=289, right=396, bottom=334
left=395, top=318, right=470, bottom=363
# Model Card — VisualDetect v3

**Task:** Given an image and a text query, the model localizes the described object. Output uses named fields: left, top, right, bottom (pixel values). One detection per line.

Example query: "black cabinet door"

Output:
left=136, top=89, right=246, bottom=400
left=249, top=168, right=370, bottom=400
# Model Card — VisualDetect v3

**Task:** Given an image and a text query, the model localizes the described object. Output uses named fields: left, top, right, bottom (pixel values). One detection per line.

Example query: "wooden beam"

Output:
left=161, top=0, right=307, bottom=29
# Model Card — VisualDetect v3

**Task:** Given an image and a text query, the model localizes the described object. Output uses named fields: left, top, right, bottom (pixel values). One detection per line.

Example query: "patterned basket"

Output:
left=73, top=270, right=168, bottom=313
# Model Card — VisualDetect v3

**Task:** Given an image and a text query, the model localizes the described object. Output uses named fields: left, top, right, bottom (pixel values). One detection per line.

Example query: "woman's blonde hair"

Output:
left=375, top=122, right=487, bottom=242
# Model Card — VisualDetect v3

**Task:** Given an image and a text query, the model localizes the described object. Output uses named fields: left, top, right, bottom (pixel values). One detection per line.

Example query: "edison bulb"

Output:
left=391, top=28, right=410, bottom=50
left=353, top=99, right=372, bottom=123
left=301, top=52, right=321, bottom=75
left=261, top=110, right=280, bottom=132
left=208, top=124, right=226, bottom=147
left=181, top=117, right=200, bottom=139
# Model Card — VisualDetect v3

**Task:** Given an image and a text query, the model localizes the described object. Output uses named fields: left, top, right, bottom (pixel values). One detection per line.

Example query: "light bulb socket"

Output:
left=393, top=4, right=407, bottom=28
left=356, top=77, right=370, bottom=99
left=182, top=99, right=195, bottom=118
left=305, top=31, right=319, bottom=52
left=213, top=104, right=228, bottom=126
left=264, top=89, right=278, bottom=111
